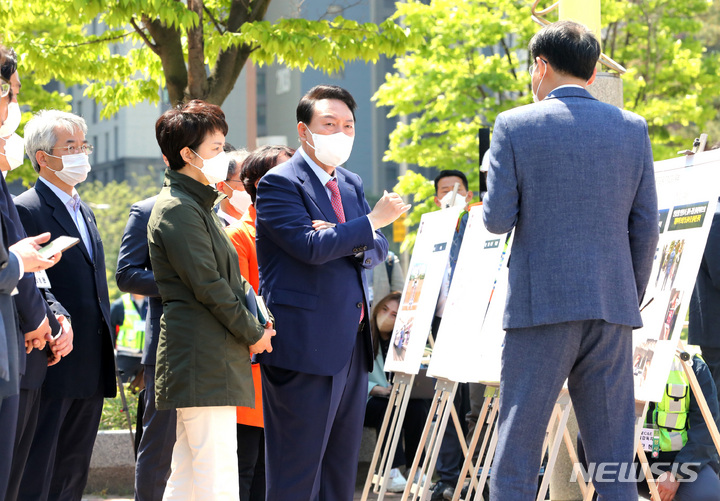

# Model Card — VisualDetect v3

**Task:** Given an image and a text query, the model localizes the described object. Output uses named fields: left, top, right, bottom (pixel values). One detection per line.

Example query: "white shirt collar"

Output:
left=216, top=206, right=239, bottom=225
left=299, top=145, right=336, bottom=187
left=37, top=176, right=80, bottom=207
left=552, top=84, right=586, bottom=92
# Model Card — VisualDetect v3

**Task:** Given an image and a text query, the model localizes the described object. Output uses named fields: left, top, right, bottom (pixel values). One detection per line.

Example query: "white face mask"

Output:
left=228, top=188, right=252, bottom=213
left=46, top=152, right=91, bottom=186
left=0, top=133, right=25, bottom=171
left=0, top=102, right=21, bottom=137
left=440, top=190, right=467, bottom=209
left=190, top=149, right=229, bottom=185
left=302, top=123, right=354, bottom=167
left=532, top=59, right=547, bottom=103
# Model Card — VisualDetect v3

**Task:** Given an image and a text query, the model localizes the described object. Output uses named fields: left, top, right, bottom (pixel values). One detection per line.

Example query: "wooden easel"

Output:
left=400, top=378, right=463, bottom=501
left=361, top=372, right=416, bottom=501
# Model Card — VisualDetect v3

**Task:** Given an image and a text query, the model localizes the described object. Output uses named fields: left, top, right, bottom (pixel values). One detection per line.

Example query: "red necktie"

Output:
left=326, top=178, right=346, bottom=224
left=326, top=178, right=364, bottom=322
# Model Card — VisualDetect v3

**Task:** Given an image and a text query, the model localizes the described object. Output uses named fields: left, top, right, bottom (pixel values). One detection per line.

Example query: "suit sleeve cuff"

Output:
left=10, top=250, right=24, bottom=278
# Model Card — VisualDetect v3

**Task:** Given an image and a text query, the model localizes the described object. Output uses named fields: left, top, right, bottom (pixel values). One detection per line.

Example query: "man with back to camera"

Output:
left=255, top=84, right=409, bottom=500
left=13, top=109, right=116, bottom=500
left=483, top=21, right=659, bottom=500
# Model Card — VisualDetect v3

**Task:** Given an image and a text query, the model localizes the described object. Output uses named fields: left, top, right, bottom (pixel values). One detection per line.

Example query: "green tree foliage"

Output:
left=1, top=0, right=416, bottom=117
left=374, top=0, right=536, bottom=250
left=77, top=173, right=160, bottom=301
left=377, top=0, right=720, bottom=250
left=602, top=0, right=720, bottom=160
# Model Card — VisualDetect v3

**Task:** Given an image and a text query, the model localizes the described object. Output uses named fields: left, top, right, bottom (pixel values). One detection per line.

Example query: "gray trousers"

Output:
left=490, top=320, right=637, bottom=501
left=134, top=365, right=176, bottom=501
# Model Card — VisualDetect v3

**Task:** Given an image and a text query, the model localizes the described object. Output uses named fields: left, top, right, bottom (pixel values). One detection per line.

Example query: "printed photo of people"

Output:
left=401, top=263, right=426, bottom=312
left=633, top=338, right=657, bottom=388
left=659, top=288, right=683, bottom=341
left=392, top=316, right=414, bottom=361
left=654, top=239, right=684, bottom=291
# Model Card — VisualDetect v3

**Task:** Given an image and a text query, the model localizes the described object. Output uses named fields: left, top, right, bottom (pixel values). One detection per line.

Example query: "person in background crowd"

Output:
left=431, top=169, right=474, bottom=501
left=14, top=109, right=113, bottom=500
left=148, top=100, right=274, bottom=500
left=216, top=148, right=251, bottom=226
left=225, top=143, right=294, bottom=501
left=110, top=292, right=148, bottom=383
left=117, top=194, right=176, bottom=501
left=367, top=250, right=404, bottom=312
left=364, top=291, right=429, bottom=493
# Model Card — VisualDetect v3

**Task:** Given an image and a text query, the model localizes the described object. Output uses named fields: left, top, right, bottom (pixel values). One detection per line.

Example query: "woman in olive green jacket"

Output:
left=147, top=100, right=274, bottom=501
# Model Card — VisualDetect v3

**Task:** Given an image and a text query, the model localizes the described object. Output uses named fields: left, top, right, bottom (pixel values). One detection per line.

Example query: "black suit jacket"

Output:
left=116, top=196, right=163, bottom=366
left=15, top=179, right=115, bottom=398
left=0, top=176, right=61, bottom=390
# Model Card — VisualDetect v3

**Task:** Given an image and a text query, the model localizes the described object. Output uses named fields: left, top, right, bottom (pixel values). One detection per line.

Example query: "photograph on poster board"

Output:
left=384, top=207, right=463, bottom=374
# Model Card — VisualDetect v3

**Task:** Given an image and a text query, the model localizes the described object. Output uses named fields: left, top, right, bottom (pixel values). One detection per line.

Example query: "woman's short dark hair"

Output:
left=528, top=20, right=600, bottom=81
left=296, top=85, right=357, bottom=125
left=370, top=291, right=402, bottom=359
left=241, top=145, right=295, bottom=203
left=0, top=47, right=17, bottom=81
left=155, top=100, right=228, bottom=171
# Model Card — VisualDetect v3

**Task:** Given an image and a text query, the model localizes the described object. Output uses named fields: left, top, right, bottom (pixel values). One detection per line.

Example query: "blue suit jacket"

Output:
left=0, top=219, right=21, bottom=398
left=483, top=86, right=659, bottom=330
left=15, top=180, right=116, bottom=398
left=255, top=150, right=388, bottom=376
left=116, top=196, right=164, bottom=365
left=689, top=198, right=720, bottom=348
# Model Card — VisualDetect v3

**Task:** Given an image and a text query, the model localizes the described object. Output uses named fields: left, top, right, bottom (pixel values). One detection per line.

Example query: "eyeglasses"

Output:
left=51, top=144, right=94, bottom=155
left=528, top=58, right=548, bottom=78
left=0, top=77, right=10, bottom=98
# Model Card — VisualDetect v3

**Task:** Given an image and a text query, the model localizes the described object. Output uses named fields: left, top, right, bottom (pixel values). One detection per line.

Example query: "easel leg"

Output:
left=451, top=394, right=493, bottom=501
left=362, top=374, right=414, bottom=501
left=536, top=392, right=572, bottom=501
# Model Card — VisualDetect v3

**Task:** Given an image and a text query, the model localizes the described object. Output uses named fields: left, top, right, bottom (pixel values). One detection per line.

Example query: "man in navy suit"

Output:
left=255, top=85, right=409, bottom=500
left=483, top=21, right=659, bottom=500
left=116, top=196, right=177, bottom=501
left=0, top=48, right=74, bottom=501
left=13, top=109, right=116, bottom=500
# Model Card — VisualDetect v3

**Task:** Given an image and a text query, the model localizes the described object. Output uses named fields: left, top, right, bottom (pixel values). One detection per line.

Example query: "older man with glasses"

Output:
left=10, top=109, right=114, bottom=501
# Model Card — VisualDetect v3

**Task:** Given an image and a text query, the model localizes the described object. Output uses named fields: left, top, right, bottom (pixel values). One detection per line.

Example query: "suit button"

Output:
left=364, top=258, right=371, bottom=265
left=356, top=302, right=362, bottom=308
left=363, top=246, right=367, bottom=250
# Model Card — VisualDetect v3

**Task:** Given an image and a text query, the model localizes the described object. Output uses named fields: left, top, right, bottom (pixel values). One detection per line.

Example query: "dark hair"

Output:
left=370, top=291, right=402, bottom=359
left=155, top=100, right=228, bottom=171
left=434, top=169, right=469, bottom=194
left=0, top=47, right=17, bottom=81
left=241, top=145, right=295, bottom=202
left=296, top=85, right=357, bottom=125
left=528, top=20, right=600, bottom=81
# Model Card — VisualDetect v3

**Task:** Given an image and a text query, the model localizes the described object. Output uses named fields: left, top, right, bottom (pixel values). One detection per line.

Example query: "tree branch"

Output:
left=130, top=17, right=160, bottom=55
left=203, top=5, right=225, bottom=34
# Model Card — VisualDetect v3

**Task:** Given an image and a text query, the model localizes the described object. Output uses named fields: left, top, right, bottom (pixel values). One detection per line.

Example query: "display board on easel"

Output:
left=426, top=205, right=510, bottom=382
left=633, top=148, right=720, bottom=402
left=384, top=206, right=462, bottom=374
